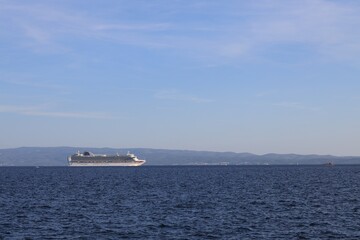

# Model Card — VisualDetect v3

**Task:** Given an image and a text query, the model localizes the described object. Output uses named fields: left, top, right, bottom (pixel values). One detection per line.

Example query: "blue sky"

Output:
left=1, top=0, right=360, bottom=155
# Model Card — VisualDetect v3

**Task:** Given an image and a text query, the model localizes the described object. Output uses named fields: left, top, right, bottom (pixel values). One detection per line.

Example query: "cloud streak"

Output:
left=0, top=105, right=118, bottom=119
left=1, top=0, right=360, bottom=62
left=0, top=77, right=64, bottom=90
left=155, top=90, right=213, bottom=103
left=93, top=23, right=171, bottom=31
left=273, top=101, right=319, bottom=112
left=246, top=1, right=360, bottom=59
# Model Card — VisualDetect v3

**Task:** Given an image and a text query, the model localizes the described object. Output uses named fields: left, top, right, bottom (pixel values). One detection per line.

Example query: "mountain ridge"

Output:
left=1, top=147, right=359, bottom=166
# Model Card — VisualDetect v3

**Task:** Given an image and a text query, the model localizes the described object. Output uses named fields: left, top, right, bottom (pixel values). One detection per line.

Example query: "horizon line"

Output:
left=0, top=146, right=357, bottom=158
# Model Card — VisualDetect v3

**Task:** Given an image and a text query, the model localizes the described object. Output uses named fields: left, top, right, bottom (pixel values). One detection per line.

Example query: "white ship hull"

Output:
left=69, top=161, right=145, bottom=167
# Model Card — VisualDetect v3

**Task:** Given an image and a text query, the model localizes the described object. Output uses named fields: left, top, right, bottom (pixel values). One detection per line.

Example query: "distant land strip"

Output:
left=1, top=147, right=360, bottom=166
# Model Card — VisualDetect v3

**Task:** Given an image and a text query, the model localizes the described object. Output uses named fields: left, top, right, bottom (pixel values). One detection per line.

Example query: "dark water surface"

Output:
left=1, top=165, right=360, bottom=239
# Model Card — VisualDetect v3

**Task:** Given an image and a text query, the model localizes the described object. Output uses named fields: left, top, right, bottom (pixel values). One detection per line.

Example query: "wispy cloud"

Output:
left=1, top=0, right=360, bottom=62
left=0, top=77, right=64, bottom=90
left=155, top=90, right=213, bottom=103
left=273, top=101, right=319, bottom=112
left=255, top=90, right=278, bottom=98
left=0, top=2, right=173, bottom=51
left=245, top=1, right=360, bottom=60
left=93, top=23, right=171, bottom=31
left=0, top=105, right=118, bottom=119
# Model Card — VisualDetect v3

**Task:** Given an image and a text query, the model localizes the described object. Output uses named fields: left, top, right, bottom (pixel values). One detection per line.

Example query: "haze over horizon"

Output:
left=1, top=0, right=360, bottom=156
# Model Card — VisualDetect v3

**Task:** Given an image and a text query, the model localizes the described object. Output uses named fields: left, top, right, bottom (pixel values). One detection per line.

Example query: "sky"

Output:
left=1, top=0, right=360, bottom=156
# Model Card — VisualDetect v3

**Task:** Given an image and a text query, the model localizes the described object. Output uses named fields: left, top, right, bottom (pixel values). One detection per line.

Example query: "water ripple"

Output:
left=1, top=165, right=360, bottom=239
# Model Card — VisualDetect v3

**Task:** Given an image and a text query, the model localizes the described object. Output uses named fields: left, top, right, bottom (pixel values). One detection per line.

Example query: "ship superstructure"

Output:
left=68, top=151, right=146, bottom=166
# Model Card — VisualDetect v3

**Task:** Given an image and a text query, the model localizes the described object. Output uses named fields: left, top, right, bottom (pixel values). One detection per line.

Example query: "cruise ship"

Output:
left=68, top=151, right=146, bottom=166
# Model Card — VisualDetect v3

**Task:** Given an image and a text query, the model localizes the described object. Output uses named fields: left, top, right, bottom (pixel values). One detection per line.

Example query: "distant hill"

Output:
left=0, top=147, right=360, bottom=166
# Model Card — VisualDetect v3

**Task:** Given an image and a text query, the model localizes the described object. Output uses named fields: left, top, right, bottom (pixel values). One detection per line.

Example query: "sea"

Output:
left=1, top=165, right=360, bottom=239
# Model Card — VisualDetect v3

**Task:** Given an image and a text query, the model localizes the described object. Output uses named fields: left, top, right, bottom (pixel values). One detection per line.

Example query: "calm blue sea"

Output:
left=1, top=165, right=360, bottom=239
